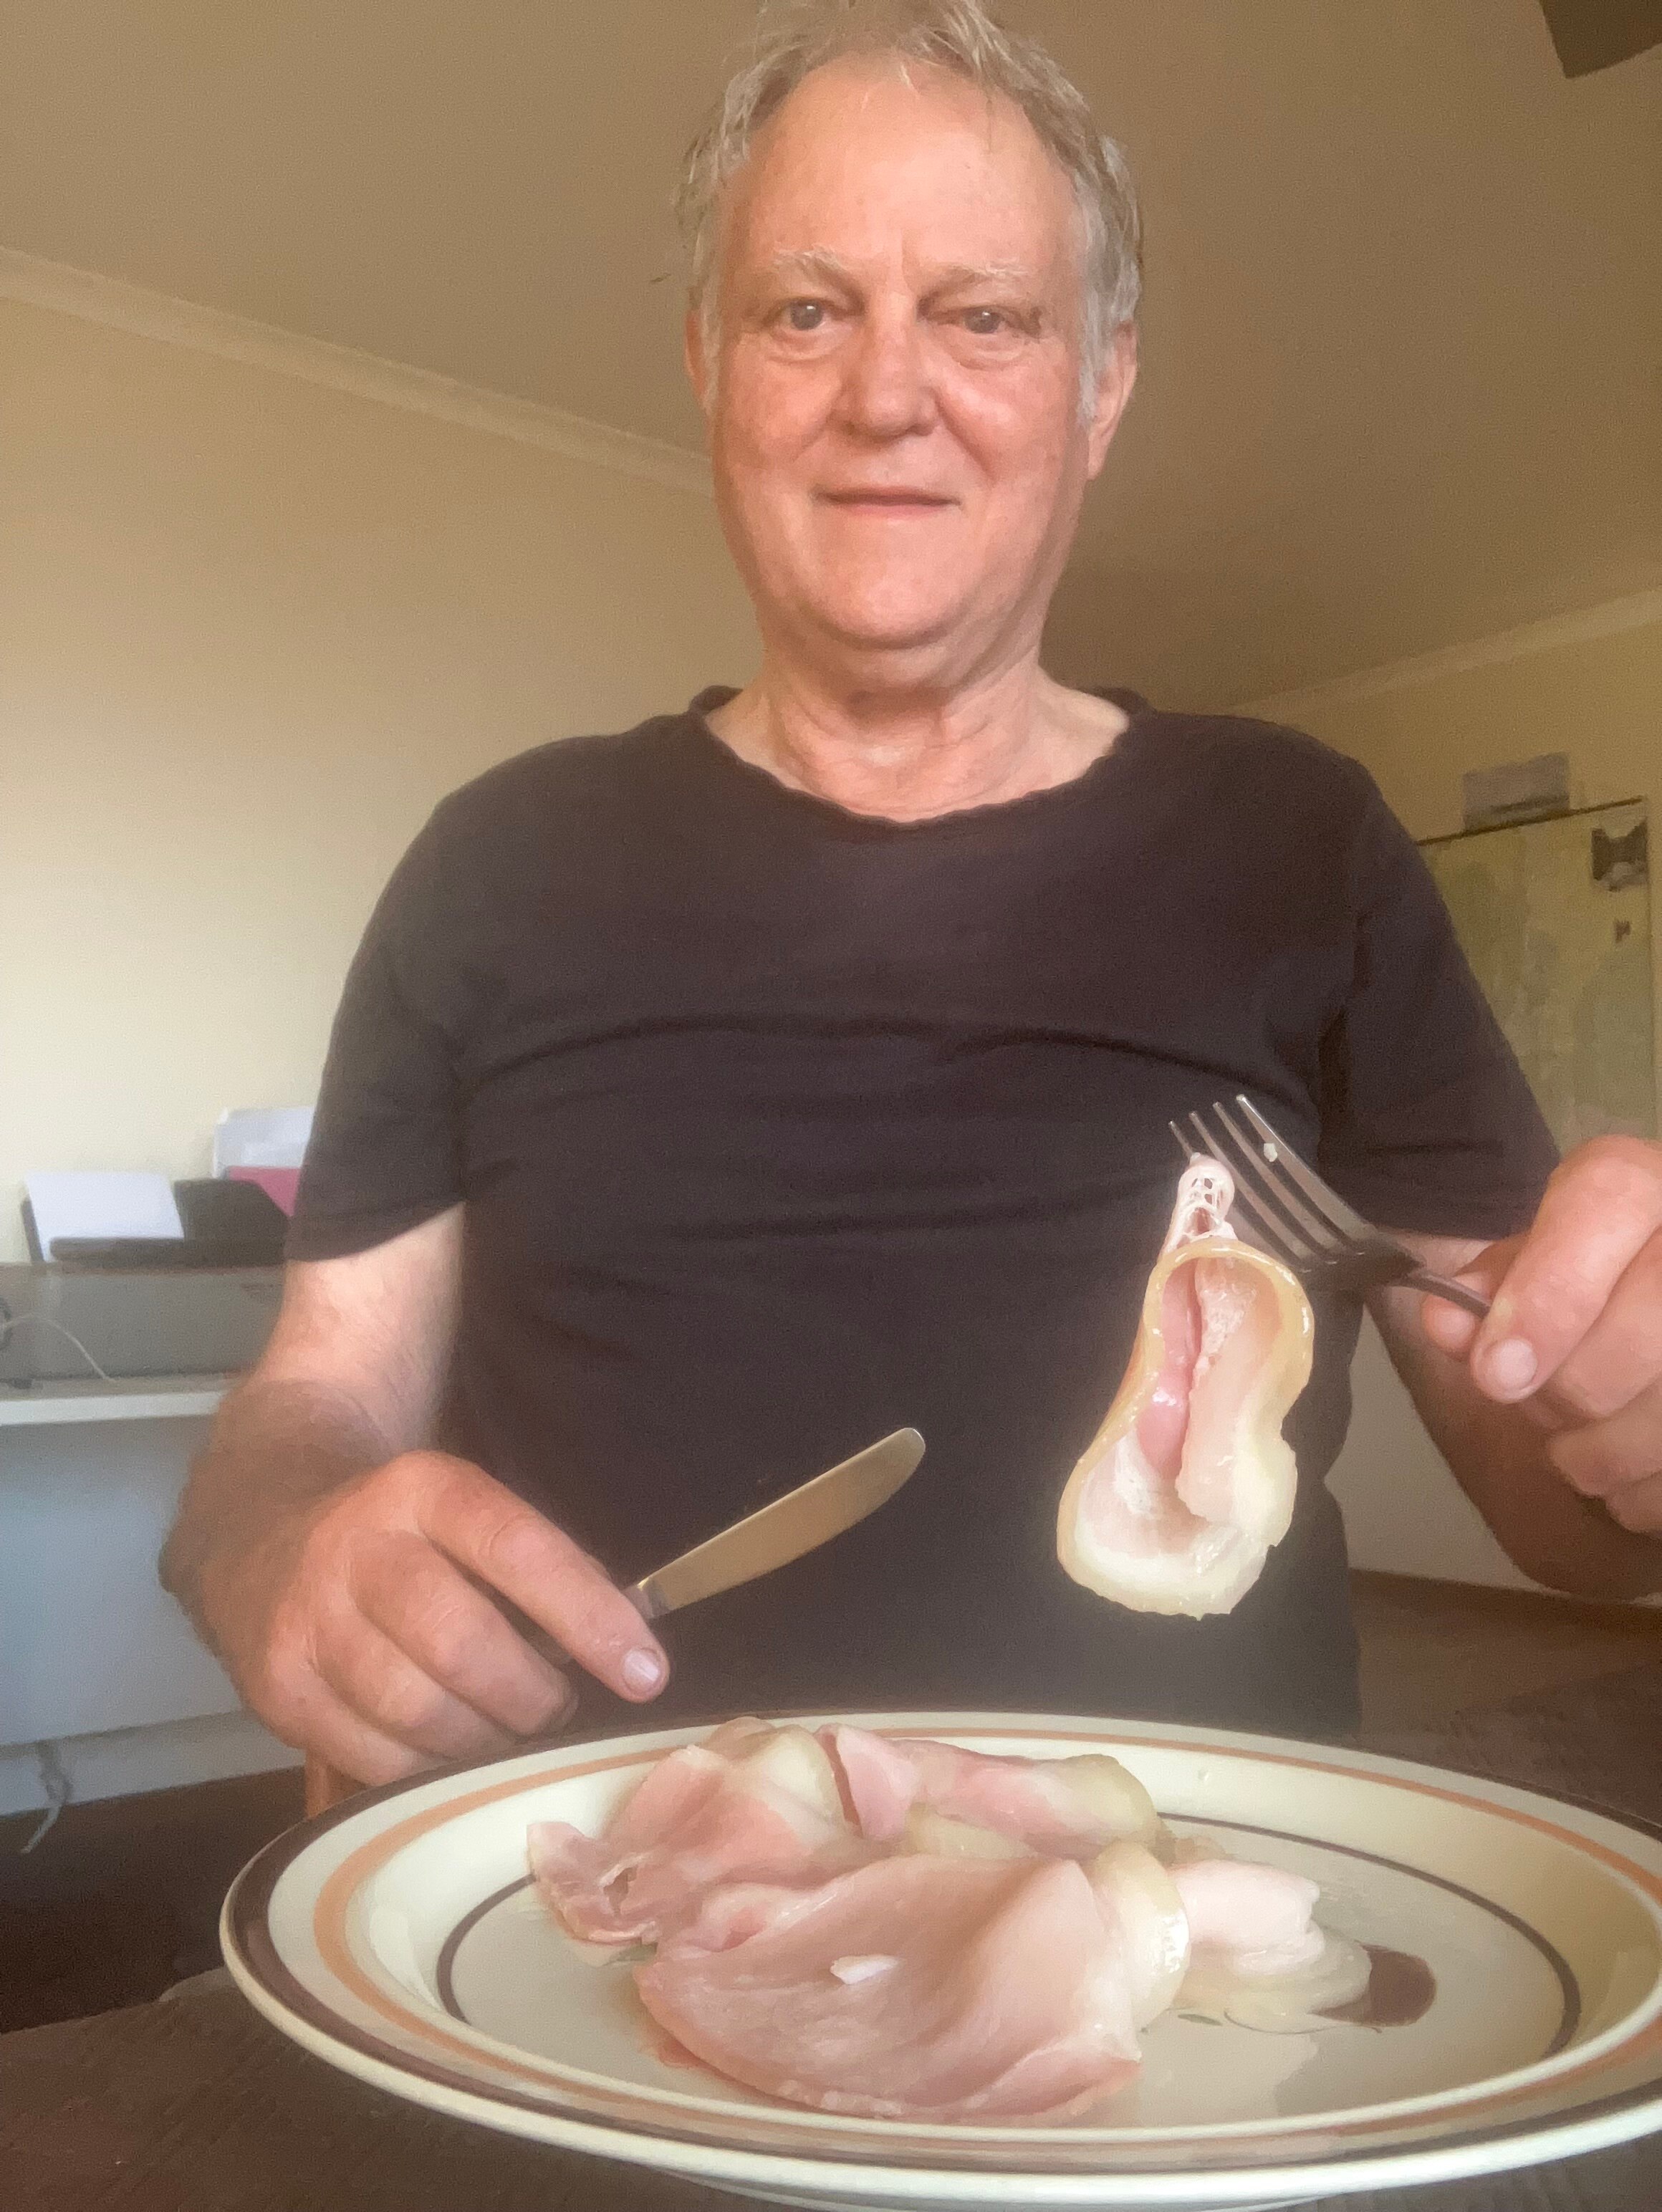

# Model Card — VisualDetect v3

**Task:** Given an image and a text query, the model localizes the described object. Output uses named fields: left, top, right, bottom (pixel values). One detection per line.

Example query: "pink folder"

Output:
left=226, top=1166, right=301, bottom=1217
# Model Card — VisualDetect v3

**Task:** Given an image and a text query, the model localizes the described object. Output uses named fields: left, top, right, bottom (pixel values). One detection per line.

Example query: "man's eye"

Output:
left=961, top=308, right=1009, bottom=336
left=782, top=300, right=827, bottom=332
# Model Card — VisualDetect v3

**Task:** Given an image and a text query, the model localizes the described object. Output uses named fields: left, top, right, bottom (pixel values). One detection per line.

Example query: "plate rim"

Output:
left=221, top=1709, right=1662, bottom=2202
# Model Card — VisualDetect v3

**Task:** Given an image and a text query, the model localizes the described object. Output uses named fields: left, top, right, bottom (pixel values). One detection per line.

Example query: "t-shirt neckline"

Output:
left=679, top=688, right=1153, bottom=840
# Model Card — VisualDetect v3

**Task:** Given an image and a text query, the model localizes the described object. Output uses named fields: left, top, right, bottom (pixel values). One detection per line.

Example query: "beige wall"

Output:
left=1252, top=607, right=1662, bottom=1102
left=0, top=297, right=758, bottom=1262
left=1267, top=607, right=1660, bottom=836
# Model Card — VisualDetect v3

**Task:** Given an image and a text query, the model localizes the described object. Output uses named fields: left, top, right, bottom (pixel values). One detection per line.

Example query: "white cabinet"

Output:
left=0, top=1378, right=299, bottom=1807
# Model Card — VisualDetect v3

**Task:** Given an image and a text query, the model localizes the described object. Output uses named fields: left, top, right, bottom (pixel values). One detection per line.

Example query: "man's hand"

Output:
left=193, top=1443, right=669, bottom=1789
left=161, top=1210, right=668, bottom=1788
left=1414, top=1135, right=1662, bottom=1539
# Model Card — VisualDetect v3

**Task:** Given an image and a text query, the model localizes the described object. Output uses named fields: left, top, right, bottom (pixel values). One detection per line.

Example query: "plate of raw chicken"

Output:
left=225, top=1708, right=1662, bottom=2210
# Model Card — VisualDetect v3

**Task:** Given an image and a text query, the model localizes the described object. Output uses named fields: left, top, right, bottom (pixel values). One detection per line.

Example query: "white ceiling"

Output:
left=3, top=1, right=1658, bottom=704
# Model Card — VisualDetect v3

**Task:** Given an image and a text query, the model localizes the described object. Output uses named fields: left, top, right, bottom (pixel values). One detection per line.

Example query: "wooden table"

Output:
left=6, top=1667, right=1662, bottom=2211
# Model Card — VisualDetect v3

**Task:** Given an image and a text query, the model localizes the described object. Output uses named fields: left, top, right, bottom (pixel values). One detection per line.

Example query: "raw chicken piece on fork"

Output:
left=1057, top=1152, right=1313, bottom=1618
left=1172, top=1096, right=1492, bottom=1320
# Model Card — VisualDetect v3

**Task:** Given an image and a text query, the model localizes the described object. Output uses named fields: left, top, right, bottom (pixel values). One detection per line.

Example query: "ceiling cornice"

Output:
left=0, top=246, right=714, bottom=499
left=1239, top=588, right=1662, bottom=720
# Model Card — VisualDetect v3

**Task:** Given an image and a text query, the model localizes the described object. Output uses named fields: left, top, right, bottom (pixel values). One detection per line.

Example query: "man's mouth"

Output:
left=816, top=489, right=956, bottom=511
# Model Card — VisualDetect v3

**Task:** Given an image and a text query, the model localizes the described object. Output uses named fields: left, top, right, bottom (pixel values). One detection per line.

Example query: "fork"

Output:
left=1169, top=1095, right=1492, bottom=1319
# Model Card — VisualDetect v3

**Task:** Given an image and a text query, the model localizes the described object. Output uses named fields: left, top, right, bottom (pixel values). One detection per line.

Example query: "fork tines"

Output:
left=1168, top=1095, right=1493, bottom=1317
left=1169, top=1096, right=1365, bottom=1274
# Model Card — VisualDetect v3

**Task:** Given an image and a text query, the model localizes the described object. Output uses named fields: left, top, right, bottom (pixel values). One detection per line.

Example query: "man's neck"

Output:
left=703, top=653, right=1128, bottom=824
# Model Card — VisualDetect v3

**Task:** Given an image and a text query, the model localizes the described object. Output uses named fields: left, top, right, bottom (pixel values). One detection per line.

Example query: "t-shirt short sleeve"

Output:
left=1315, top=778, right=1559, bottom=1240
left=287, top=803, right=469, bottom=1261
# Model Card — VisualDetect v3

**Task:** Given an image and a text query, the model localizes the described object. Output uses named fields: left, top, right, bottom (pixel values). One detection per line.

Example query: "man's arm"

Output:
left=161, top=1207, right=669, bottom=1786
left=1368, top=1136, right=1662, bottom=1600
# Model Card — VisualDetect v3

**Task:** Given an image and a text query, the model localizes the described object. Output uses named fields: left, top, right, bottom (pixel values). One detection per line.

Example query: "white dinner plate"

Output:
left=222, top=1712, right=1662, bottom=2210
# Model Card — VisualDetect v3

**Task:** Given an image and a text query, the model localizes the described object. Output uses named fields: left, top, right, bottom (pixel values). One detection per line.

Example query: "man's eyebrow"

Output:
left=752, top=253, right=1042, bottom=294
left=926, top=261, right=1038, bottom=292
left=757, top=249, right=859, bottom=289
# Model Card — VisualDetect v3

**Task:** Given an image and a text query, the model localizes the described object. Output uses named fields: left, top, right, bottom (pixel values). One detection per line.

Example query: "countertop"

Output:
left=0, top=1375, right=230, bottom=1427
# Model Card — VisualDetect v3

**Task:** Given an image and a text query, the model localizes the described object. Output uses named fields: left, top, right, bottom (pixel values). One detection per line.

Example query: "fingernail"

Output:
left=622, top=1648, right=666, bottom=1696
left=1484, top=1337, right=1537, bottom=1396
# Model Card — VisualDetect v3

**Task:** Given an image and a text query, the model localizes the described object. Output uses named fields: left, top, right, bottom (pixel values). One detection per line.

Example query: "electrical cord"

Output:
left=0, top=1301, right=115, bottom=1382
left=20, top=1743, right=72, bottom=1853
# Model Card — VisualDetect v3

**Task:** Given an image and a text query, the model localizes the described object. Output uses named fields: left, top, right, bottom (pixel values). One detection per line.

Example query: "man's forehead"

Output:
left=723, top=58, right=1080, bottom=279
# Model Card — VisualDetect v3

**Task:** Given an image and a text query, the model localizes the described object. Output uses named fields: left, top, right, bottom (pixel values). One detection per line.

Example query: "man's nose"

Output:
left=836, top=308, right=935, bottom=440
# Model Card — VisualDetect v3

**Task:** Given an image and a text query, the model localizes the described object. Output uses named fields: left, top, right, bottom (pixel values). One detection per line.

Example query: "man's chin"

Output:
left=796, top=601, right=975, bottom=668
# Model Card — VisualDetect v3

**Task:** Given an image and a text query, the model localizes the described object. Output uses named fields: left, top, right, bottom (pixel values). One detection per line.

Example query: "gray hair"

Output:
left=675, top=0, right=1143, bottom=418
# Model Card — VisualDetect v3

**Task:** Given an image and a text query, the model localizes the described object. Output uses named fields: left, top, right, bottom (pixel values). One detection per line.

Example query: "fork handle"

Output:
left=1400, top=1268, right=1491, bottom=1320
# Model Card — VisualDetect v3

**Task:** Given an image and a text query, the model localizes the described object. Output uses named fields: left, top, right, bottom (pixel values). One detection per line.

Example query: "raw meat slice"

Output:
left=828, top=1726, right=1161, bottom=1853
left=635, top=1852, right=1144, bottom=2120
left=1057, top=1158, right=1314, bottom=1617
left=1085, top=1840, right=1191, bottom=2027
left=1171, top=1851, right=1370, bottom=2026
left=900, top=1808, right=1034, bottom=1860
left=531, top=1723, right=1375, bottom=2118
left=529, top=1721, right=864, bottom=1946
left=1173, top=1853, right=1324, bottom=1971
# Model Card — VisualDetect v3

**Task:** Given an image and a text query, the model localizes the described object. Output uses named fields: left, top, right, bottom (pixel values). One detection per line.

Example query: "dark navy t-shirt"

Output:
left=289, top=696, right=1556, bottom=1739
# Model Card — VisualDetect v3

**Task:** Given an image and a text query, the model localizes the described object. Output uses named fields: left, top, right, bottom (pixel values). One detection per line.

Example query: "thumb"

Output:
left=1418, top=1236, right=1520, bottom=1362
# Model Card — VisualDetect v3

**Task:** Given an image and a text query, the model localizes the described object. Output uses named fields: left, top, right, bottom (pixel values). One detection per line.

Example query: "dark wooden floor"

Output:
left=4, top=1573, right=1660, bottom=2033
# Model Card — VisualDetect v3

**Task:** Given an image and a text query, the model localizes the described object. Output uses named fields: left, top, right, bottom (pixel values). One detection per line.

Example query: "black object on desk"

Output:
left=31, top=1178, right=289, bottom=1271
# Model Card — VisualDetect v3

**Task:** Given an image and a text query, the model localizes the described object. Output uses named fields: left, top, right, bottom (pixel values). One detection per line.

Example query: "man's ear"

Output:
left=1084, top=324, right=1138, bottom=479
left=684, top=304, right=714, bottom=416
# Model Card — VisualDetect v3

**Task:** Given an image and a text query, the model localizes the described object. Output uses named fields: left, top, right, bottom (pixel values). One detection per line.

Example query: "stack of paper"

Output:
left=24, top=1172, right=184, bottom=1254
left=212, top=1107, right=314, bottom=1177
left=213, top=1107, right=314, bottom=1218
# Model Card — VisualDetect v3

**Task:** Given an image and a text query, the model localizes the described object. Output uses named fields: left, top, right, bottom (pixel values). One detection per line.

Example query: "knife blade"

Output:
left=623, top=1428, right=925, bottom=1624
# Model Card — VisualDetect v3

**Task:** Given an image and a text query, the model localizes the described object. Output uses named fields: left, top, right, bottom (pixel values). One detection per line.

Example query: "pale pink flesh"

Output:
left=1175, top=1262, right=1284, bottom=1526
left=829, top=1728, right=1140, bottom=1855
left=1057, top=1153, right=1314, bottom=1617
left=1106, top=1257, right=1281, bottom=1555
left=825, top=1726, right=918, bottom=1842
left=533, top=1723, right=1344, bottom=2121
left=1134, top=1266, right=1204, bottom=1480
left=1060, top=1244, right=1305, bottom=1613
left=1172, top=1857, right=1323, bottom=1967
left=635, top=1855, right=1140, bottom=2120
left=529, top=1739, right=863, bottom=1946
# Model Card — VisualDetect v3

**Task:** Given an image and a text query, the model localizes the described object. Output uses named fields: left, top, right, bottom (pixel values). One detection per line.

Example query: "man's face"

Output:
left=690, top=60, right=1135, bottom=687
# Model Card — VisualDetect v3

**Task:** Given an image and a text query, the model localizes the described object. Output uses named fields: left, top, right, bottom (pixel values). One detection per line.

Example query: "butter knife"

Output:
left=623, top=1428, right=926, bottom=1623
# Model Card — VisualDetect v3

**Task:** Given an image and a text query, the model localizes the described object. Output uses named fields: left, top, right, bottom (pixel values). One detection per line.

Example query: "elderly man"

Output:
left=163, top=0, right=1662, bottom=1786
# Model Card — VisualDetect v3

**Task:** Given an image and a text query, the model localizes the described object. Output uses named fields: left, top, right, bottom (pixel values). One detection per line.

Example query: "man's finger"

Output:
left=352, top=1532, right=576, bottom=1737
left=278, top=1669, right=435, bottom=1790
left=1547, top=1375, right=1662, bottom=1503
left=1605, top=1473, right=1662, bottom=1537
left=1469, top=1141, right=1662, bottom=1403
left=1534, top=1234, right=1662, bottom=1426
left=1417, top=1238, right=1517, bottom=1360
left=314, top=1615, right=524, bottom=1764
left=422, top=1467, right=669, bottom=1703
